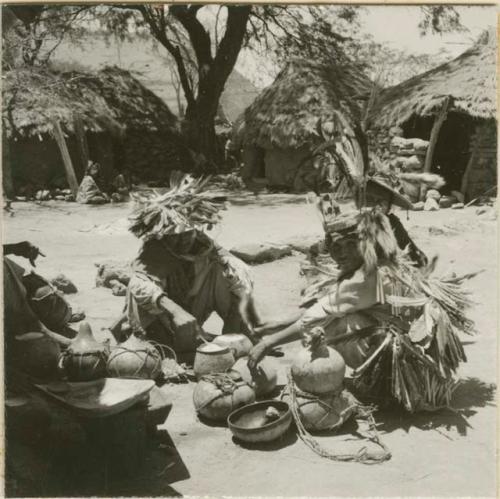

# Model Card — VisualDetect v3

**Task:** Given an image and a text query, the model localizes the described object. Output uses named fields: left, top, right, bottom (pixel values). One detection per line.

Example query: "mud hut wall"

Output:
left=263, top=146, right=310, bottom=187
left=2, top=134, right=14, bottom=197
left=119, top=129, right=193, bottom=182
left=465, top=120, right=497, bottom=199
left=8, top=134, right=82, bottom=193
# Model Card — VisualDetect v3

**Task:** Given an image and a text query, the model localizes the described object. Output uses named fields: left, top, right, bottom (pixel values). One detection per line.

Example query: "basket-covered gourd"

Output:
left=193, top=372, right=255, bottom=421
left=107, top=334, right=162, bottom=380
left=60, top=322, right=109, bottom=381
left=291, top=327, right=345, bottom=395
left=281, top=389, right=356, bottom=432
left=232, top=357, right=278, bottom=396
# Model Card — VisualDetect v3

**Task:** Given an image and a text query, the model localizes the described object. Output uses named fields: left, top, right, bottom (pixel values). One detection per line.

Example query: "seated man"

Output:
left=4, top=241, right=74, bottom=346
left=116, top=175, right=260, bottom=353
left=76, top=161, right=109, bottom=205
left=248, top=208, right=398, bottom=369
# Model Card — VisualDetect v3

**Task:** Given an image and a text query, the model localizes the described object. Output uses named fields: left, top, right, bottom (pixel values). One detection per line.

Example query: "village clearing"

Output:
left=4, top=194, right=497, bottom=497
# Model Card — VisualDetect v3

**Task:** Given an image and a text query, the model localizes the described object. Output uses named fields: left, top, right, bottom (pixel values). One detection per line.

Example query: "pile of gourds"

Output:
left=281, top=327, right=354, bottom=431
left=192, top=334, right=278, bottom=422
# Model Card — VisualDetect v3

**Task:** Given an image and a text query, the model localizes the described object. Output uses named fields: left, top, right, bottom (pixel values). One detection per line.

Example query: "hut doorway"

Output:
left=431, top=113, right=473, bottom=194
left=402, top=112, right=474, bottom=194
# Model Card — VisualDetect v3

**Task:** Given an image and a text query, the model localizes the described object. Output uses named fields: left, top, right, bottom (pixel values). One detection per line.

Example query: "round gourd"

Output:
left=107, top=334, right=162, bottom=380
left=282, top=389, right=355, bottom=432
left=193, top=373, right=255, bottom=421
left=231, top=357, right=278, bottom=396
left=291, top=327, right=346, bottom=395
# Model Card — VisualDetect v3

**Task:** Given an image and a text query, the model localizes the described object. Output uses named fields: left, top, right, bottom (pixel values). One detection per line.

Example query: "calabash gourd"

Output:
left=107, top=334, right=162, bottom=380
left=291, top=327, right=345, bottom=395
left=232, top=357, right=278, bottom=396
left=193, top=372, right=255, bottom=421
left=281, top=389, right=356, bottom=432
left=60, top=322, right=109, bottom=381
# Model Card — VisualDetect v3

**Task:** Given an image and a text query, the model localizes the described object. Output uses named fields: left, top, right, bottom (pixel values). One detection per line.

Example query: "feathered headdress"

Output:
left=316, top=193, right=399, bottom=272
left=128, top=172, right=226, bottom=241
left=357, top=208, right=399, bottom=272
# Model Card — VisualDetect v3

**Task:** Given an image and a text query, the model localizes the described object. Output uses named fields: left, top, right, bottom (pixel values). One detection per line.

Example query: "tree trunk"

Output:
left=183, top=106, right=220, bottom=172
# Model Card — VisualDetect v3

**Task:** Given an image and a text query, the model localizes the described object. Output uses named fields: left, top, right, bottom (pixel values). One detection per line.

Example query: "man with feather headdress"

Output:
left=249, top=200, right=475, bottom=412
left=117, top=173, right=260, bottom=353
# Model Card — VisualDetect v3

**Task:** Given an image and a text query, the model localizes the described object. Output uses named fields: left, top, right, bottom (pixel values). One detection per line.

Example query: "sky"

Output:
left=359, top=5, right=496, bottom=57
left=235, top=5, right=497, bottom=88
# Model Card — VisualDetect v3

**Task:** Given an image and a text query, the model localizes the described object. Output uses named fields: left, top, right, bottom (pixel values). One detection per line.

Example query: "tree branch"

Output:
left=170, top=5, right=213, bottom=67
left=197, top=5, right=250, bottom=115
left=137, top=5, right=195, bottom=108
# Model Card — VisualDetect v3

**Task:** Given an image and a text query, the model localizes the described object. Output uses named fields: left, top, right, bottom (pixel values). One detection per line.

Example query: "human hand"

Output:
left=247, top=340, right=270, bottom=369
left=9, top=241, right=45, bottom=266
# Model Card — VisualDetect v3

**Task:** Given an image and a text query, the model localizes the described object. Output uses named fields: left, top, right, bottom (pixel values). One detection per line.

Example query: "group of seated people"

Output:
left=5, top=173, right=427, bottom=382
left=76, top=161, right=129, bottom=205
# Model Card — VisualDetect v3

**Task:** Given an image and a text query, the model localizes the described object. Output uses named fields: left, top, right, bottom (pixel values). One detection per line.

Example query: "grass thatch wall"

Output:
left=368, top=29, right=496, bottom=129
left=239, top=58, right=373, bottom=150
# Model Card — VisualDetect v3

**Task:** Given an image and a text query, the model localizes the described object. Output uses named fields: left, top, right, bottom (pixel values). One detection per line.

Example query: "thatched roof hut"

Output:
left=234, top=58, right=373, bottom=191
left=369, top=29, right=496, bottom=129
left=367, top=29, right=496, bottom=202
left=239, top=58, right=373, bottom=150
left=3, top=66, right=180, bottom=139
left=3, top=66, right=193, bottom=195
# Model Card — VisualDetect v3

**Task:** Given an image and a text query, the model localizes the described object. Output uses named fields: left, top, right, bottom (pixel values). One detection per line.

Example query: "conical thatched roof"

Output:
left=237, top=58, right=373, bottom=150
left=368, top=29, right=496, bottom=129
left=2, top=65, right=179, bottom=139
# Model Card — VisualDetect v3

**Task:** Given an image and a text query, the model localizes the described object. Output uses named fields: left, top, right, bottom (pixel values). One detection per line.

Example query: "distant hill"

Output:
left=51, top=34, right=260, bottom=122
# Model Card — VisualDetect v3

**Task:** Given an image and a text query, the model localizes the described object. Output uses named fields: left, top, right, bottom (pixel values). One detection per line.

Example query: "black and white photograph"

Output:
left=2, top=2, right=497, bottom=497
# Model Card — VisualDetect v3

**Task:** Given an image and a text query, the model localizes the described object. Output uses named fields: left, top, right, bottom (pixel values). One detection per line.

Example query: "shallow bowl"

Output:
left=227, top=400, right=292, bottom=443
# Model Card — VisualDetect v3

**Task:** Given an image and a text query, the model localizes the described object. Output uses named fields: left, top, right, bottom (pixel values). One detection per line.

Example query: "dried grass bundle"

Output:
left=128, top=173, right=226, bottom=240
left=334, top=254, right=479, bottom=412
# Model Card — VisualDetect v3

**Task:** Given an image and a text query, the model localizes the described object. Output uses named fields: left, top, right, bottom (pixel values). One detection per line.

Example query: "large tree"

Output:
left=97, top=4, right=368, bottom=167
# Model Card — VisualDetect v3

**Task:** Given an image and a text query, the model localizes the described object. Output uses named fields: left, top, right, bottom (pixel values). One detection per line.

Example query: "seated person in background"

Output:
left=113, top=174, right=260, bottom=353
left=4, top=241, right=75, bottom=346
left=76, top=161, right=109, bottom=205
left=109, top=173, right=130, bottom=203
left=362, top=175, right=428, bottom=268
left=248, top=208, right=398, bottom=369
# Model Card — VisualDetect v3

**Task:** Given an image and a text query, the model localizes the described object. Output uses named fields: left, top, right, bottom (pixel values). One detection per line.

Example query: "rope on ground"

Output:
left=286, top=371, right=391, bottom=465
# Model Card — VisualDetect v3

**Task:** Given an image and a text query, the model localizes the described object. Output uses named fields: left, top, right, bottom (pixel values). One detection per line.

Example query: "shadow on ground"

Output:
left=374, top=377, right=496, bottom=437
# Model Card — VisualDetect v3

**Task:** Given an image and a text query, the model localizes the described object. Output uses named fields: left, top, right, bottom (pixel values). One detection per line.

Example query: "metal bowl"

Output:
left=227, top=400, right=292, bottom=443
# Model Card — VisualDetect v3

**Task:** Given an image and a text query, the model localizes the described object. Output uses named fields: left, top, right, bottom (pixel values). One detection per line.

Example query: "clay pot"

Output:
left=212, top=334, right=253, bottom=359
left=231, top=357, right=278, bottom=396
left=281, top=389, right=356, bottom=432
left=107, top=334, right=162, bottom=380
left=60, top=322, right=109, bottom=381
left=193, top=343, right=235, bottom=379
left=193, top=373, right=255, bottom=421
left=11, top=332, right=61, bottom=380
left=291, top=327, right=345, bottom=395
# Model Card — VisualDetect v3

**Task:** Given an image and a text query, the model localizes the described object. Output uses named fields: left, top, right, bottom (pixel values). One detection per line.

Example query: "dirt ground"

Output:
left=3, top=194, right=497, bottom=497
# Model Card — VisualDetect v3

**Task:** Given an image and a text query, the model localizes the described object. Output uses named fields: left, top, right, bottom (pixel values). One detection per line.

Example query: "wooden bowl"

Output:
left=227, top=400, right=292, bottom=443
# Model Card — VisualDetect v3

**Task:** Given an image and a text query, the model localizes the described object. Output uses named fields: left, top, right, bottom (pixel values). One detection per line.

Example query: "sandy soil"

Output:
left=3, top=194, right=497, bottom=497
